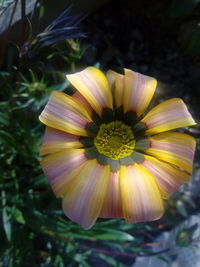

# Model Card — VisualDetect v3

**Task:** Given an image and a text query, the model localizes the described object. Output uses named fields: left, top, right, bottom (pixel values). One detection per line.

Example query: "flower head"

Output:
left=39, top=67, right=196, bottom=229
left=25, top=5, right=86, bottom=58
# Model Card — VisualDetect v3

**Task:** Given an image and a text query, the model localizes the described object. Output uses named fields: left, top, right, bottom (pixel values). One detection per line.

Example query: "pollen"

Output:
left=94, top=121, right=135, bottom=160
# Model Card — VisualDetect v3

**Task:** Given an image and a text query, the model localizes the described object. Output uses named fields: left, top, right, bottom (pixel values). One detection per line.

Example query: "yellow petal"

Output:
left=120, top=164, right=164, bottom=223
left=67, top=67, right=113, bottom=117
left=62, top=159, right=110, bottom=229
left=123, top=69, right=157, bottom=117
left=141, top=98, right=196, bottom=135
left=39, top=91, right=92, bottom=136
left=146, top=132, right=196, bottom=174
left=100, top=171, right=123, bottom=218
left=40, top=127, right=82, bottom=156
left=141, top=155, right=189, bottom=199
left=40, top=148, right=87, bottom=196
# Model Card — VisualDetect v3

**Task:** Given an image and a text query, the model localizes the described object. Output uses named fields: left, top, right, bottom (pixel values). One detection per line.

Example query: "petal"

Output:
left=146, top=132, right=196, bottom=174
left=67, top=67, right=113, bottom=117
left=100, top=171, right=123, bottom=218
left=123, top=69, right=157, bottom=117
left=106, top=69, right=116, bottom=88
left=72, top=91, right=92, bottom=111
left=120, top=164, right=164, bottom=223
left=141, top=98, right=196, bottom=135
left=141, top=155, right=189, bottom=198
left=106, top=70, right=124, bottom=108
left=40, top=127, right=82, bottom=156
left=39, top=91, right=92, bottom=136
left=62, top=159, right=110, bottom=229
left=40, top=149, right=87, bottom=196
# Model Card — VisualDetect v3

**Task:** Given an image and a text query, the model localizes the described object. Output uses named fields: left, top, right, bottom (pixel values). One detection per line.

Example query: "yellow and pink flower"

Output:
left=39, top=67, right=196, bottom=229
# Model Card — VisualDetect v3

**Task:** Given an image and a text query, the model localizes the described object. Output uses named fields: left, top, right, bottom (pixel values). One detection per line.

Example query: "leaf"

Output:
left=34, top=174, right=48, bottom=187
left=14, top=209, right=25, bottom=224
left=176, top=200, right=188, bottom=217
left=54, top=255, right=65, bottom=267
left=0, top=112, right=9, bottom=126
left=79, top=261, right=91, bottom=267
left=171, top=0, right=200, bottom=17
left=156, top=255, right=170, bottom=264
left=2, top=207, right=12, bottom=242
left=1, top=191, right=12, bottom=242
left=0, top=130, right=15, bottom=146
left=74, top=252, right=90, bottom=265
left=73, top=228, right=134, bottom=242
left=91, top=229, right=134, bottom=242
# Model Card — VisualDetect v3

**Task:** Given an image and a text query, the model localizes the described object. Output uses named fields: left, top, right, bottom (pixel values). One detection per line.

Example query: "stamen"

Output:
left=94, top=121, right=135, bottom=160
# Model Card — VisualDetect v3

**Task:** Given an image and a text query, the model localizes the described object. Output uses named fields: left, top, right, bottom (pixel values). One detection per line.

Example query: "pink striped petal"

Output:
left=100, top=171, right=123, bottom=218
left=123, top=69, right=157, bottom=117
left=72, top=91, right=92, bottom=111
left=39, top=91, right=92, bottom=136
left=141, top=155, right=189, bottom=198
left=67, top=67, right=113, bottom=117
left=146, top=132, right=196, bottom=174
left=141, top=98, right=196, bottom=135
left=40, top=127, right=82, bottom=156
left=120, top=164, right=164, bottom=223
left=40, top=149, right=87, bottom=196
left=62, top=159, right=110, bottom=229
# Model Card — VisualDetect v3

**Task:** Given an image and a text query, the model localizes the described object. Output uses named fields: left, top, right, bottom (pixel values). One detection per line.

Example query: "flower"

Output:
left=25, top=5, right=86, bottom=59
left=39, top=67, right=196, bottom=229
left=35, top=5, right=86, bottom=48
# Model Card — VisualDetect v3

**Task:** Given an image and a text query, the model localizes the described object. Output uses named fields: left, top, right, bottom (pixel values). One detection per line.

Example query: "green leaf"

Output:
left=14, top=209, right=25, bottom=224
left=1, top=191, right=12, bottom=242
left=92, top=229, right=134, bottom=242
left=176, top=229, right=193, bottom=247
left=176, top=200, right=188, bottom=217
left=156, top=255, right=170, bottom=263
left=0, top=112, right=9, bottom=126
left=2, top=206, right=12, bottom=242
left=34, top=174, right=48, bottom=187
left=74, top=252, right=90, bottom=265
left=54, top=255, right=65, bottom=267
left=0, top=130, right=15, bottom=146
left=73, top=228, right=134, bottom=242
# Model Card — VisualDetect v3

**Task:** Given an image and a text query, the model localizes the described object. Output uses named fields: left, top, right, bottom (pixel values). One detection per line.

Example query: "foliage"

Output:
left=0, top=0, right=199, bottom=266
left=0, top=60, right=172, bottom=265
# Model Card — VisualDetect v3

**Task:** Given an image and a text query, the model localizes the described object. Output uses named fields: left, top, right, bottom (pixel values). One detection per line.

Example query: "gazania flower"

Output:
left=39, top=67, right=196, bottom=229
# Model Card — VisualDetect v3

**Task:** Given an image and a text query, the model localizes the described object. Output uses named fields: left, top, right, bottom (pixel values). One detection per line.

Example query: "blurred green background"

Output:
left=0, top=0, right=200, bottom=266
